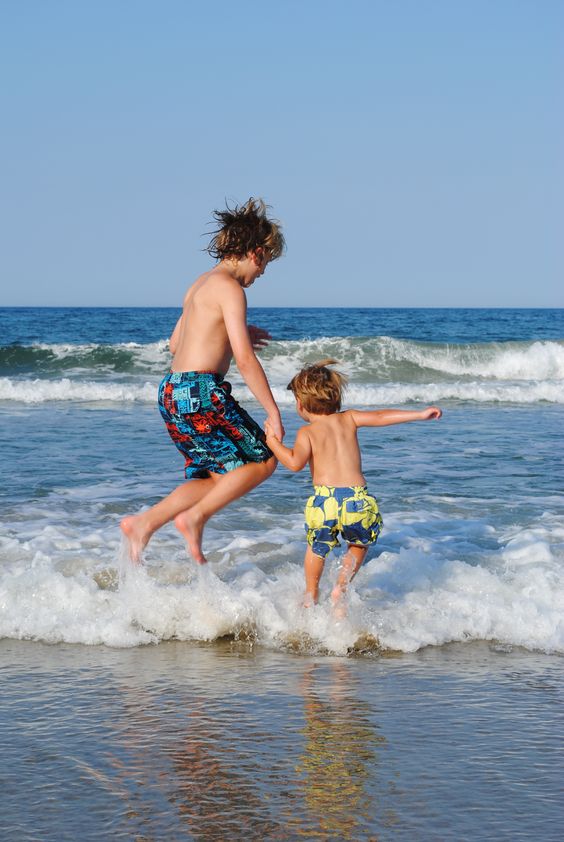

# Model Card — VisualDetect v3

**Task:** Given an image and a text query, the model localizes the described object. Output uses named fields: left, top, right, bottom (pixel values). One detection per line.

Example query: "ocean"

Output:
left=1, top=306, right=563, bottom=839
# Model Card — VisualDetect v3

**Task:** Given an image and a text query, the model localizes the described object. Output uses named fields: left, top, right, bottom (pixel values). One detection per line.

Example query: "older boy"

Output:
left=265, top=360, right=442, bottom=606
left=121, top=199, right=284, bottom=563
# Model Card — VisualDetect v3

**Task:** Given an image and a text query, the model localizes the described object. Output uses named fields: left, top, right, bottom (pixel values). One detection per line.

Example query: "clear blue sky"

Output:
left=1, top=0, right=562, bottom=307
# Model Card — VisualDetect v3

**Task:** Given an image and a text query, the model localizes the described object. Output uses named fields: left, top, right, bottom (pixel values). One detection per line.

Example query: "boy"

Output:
left=121, top=198, right=285, bottom=564
left=264, top=360, right=442, bottom=606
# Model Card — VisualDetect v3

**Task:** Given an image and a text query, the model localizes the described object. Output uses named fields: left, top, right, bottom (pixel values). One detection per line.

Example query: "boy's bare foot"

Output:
left=302, top=592, right=317, bottom=608
left=174, top=510, right=207, bottom=564
left=333, top=603, right=347, bottom=620
left=331, top=584, right=344, bottom=605
left=120, top=515, right=151, bottom=563
left=331, top=586, right=347, bottom=619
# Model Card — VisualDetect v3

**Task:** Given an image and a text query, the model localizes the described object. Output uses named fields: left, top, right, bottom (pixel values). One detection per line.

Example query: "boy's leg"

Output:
left=331, top=545, right=367, bottom=606
left=303, top=545, right=325, bottom=605
left=174, top=456, right=276, bottom=564
left=121, top=477, right=216, bottom=562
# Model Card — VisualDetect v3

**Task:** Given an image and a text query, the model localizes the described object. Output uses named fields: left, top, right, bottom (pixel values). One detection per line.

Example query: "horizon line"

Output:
left=1, top=305, right=563, bottom=311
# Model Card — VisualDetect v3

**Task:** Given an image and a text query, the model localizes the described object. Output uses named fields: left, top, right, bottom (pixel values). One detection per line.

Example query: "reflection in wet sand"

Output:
left=3, top=640, right=563, bottom=840
left=106, top=689, right=284, bottom=839
left=101, top=652, right=390, bottom=839
left=291, top=661, right=390, bottom=839
left=167, top=703, right=282, bottom=839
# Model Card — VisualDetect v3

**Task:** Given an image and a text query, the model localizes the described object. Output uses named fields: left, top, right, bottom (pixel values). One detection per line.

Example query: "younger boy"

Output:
left=264, top=360, right=442, bottom=606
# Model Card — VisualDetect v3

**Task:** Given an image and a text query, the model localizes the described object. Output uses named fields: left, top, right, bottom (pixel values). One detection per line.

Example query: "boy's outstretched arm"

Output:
left=265, top=424, right=312, bottom=472
left=351, top=406, right=442, bottom=427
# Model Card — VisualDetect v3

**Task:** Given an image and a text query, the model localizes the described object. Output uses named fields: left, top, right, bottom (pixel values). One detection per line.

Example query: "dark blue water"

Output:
left=1, top=306, right=563, bottom=345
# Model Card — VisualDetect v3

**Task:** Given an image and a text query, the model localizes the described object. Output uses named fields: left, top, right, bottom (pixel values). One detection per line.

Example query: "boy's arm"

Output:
left=351, top=406, right=442, bottom=427
left=265, top=424, right=312, bottom=472
left=221, top=282, right=284, bottom=439
left=169, top=313, right=183, bottom=355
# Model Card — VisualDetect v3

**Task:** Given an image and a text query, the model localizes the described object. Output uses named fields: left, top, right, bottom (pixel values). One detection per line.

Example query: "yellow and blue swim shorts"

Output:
left=304, top=485, right=383, bottom=559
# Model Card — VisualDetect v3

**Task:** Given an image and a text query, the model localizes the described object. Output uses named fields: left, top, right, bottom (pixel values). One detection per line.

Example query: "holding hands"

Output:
left=264, top=419, right=277, bottom=440
left=265, top=416, right=284, bottom=442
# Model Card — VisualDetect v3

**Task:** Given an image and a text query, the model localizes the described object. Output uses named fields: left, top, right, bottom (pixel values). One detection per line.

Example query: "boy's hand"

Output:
left=265, top=417, right=284, bottom=441
left=248, top=324, right=272, bottom=350
left=422, top=406, right=442, bottom=420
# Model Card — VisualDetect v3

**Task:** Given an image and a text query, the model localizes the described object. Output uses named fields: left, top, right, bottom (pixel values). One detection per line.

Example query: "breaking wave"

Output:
left=0, top=340, right=170, bottom=375
left=2, top=336, right=563, bottom=379
left=1, top=336, right=563, bottom=405
left=1, top=515, right=563, bottom=655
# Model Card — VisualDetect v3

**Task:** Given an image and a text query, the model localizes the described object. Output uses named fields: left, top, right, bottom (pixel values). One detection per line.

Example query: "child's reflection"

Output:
left=110, top=693, right=281, bottom=840
left=292, top=661, right=389, bottom=839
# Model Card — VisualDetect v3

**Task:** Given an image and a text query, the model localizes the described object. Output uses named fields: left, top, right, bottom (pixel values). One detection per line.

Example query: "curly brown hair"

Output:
left=206, top=198, right=285, bottom=261
left=287, top=359, right=348, bottom=415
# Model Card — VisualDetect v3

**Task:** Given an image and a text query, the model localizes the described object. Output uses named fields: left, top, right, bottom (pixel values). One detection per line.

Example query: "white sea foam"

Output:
left=269, top=380, right=564, bottom=405
left=370, top=337, right=564, bottom=381
left=33, top=339, right=170, bottom=361
left=263, top=337, right=564, bottom=381
left=1, top=515, right=563, bottom=654
left=1, top=375, right=563, bottom=405
left=0, top=377, right=158, bottom=404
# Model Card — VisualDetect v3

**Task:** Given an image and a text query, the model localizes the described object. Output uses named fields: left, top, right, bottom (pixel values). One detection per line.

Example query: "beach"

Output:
left=2, top=639, right=563, bottom=840
left=1, top=306, right=563, bottom=838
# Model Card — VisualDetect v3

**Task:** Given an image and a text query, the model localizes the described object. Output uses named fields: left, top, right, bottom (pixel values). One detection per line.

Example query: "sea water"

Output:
left=1, top=307, right=563, bottom=839
left=1, top=307, right=563, bottom=654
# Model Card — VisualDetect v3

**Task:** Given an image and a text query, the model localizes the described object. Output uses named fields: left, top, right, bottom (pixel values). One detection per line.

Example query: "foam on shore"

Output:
left=1, top=514, right=562, bottom=655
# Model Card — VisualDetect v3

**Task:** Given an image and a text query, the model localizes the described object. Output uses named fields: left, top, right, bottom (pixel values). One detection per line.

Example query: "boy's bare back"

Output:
left=298, top=411, right=365, bottom=487
left=266, top=356, right=441, bottom=491
left=170, top=270, right=245, bottom=375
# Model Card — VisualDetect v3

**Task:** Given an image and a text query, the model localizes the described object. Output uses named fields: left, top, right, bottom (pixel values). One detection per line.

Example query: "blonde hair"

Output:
left=206, top=198, right=285, bottom=261
left=287, top=359, right=347, bottom=415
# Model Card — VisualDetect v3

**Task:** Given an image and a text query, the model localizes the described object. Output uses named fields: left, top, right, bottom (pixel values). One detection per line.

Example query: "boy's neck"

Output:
left=220, top=256, right=254, bottom=288
left=303, top=408, right=337, bottom=423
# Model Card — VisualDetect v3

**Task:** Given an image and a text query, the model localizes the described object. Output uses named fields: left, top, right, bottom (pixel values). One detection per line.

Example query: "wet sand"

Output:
left=1, top=638, right=562, bottom=840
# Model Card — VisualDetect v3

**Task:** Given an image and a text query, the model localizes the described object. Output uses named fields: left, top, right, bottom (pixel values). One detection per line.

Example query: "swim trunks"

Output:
left=304, top=485, right=383, bottom=559
left=158, top=371, right=272, bottom=479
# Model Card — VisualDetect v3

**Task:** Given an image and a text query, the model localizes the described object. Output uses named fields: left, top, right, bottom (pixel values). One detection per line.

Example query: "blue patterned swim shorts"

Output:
left=304, top=485, right=383, bottom=559
left=158, top=371, right=272, bottom=479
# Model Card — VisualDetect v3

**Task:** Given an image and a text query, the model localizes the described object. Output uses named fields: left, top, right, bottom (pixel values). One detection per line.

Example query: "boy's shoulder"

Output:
left=328, top=409, right=356, bottom=424
left=304, top=410, right=356, bottom=432
left=340, top=408, right=360, bottom=425
left=185, top=268, right=245, bottom=304
left=209, top=269, right=246, bottom=300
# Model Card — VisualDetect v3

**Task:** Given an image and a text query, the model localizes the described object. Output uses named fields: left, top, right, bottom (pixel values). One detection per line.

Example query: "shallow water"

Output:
left=1, top=399, right=563, bottom=655
left=1, top=639, right=562, bottom=841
